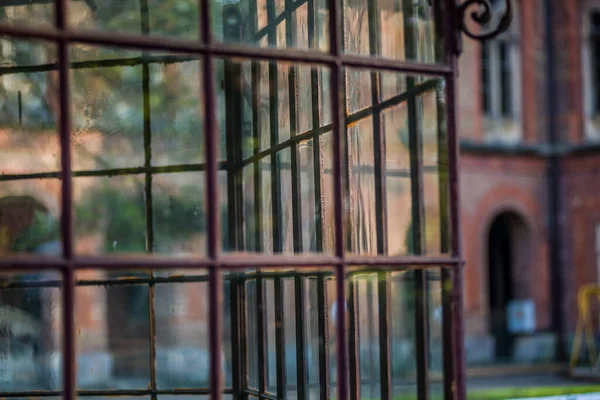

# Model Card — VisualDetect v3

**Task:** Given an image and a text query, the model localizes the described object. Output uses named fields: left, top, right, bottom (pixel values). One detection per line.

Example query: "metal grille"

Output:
left=0, top=0, right=464, bottom=400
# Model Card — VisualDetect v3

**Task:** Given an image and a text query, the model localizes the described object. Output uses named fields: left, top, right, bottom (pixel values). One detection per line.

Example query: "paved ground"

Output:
left=467, top=373, right=582, bottom=390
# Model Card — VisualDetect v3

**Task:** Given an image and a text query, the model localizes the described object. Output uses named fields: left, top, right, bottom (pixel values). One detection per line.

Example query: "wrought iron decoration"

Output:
left=458, top=0, right=513, bottom=41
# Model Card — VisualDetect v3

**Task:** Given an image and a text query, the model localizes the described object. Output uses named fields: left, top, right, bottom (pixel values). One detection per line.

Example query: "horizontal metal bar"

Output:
left=0, top=267, right=446, bottom=289
left=0, top=24, right=453, bottom=74
left=0, top=254, right=461, bottom=270
left=0, top=162, right=228, bottom=182
left=0, top=54, right=201, bottom=76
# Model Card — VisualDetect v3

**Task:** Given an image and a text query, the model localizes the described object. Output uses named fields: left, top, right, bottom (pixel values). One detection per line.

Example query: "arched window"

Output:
left=480, top=0, right=521, bottom=143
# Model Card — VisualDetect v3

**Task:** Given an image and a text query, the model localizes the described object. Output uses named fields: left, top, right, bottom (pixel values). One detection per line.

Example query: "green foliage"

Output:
left=75, top=182, right=207, bottom=254
left=11, top=209, right=60, bottom=253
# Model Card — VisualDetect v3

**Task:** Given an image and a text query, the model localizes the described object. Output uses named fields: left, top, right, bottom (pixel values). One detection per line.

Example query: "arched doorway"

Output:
left=487, top=211, right=531, bottom=361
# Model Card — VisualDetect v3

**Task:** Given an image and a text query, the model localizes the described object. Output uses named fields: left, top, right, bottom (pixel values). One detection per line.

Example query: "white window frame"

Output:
left=480, top=0, right=522, bottom=144
left=581, top=4, right=600, bottom=141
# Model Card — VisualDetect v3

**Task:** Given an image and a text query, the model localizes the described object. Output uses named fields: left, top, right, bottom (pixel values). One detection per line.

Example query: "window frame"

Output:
left=0, top=0, right=466, bottom=400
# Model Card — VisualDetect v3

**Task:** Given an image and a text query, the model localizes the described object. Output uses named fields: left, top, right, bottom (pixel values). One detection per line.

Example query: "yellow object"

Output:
left=569, top=283, right=600, bottom=374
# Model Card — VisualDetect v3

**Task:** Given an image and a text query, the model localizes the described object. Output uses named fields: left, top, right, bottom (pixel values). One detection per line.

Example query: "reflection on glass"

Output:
left=213, top=0, right=329, bottom=52
left=427, top=269, right=444, bottom=392
left=343, top=0, right=440, bottom=62
left=74, top=175, right=146, bottom=255
left=76, top=275, right=150, bottom=389
left=343, top=68, right=448, bottom=256
left=0, top=182, right=61, bottom=256
left=155, top=277, right=209, bottom=388
left=0, top=271, right=62, bottom=391
left=217, top=58, right=334, bottom=255
left=68, top=0, right=199, bottom=40
left=242, top=268, right=335, bottom=399
left=0, top=39, right=62, bottom=257
left=0, top=1, right=53, bottom=27
left=389, top=270, right=417, bottom=398
left=74, top=171, right=208, bottom=256
left=152, top=173, right=206, bottom=255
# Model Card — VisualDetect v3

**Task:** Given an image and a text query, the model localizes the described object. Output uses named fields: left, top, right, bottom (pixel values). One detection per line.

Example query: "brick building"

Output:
left=0, top=0, right=599, bottom=391
left=457, top=0, right=600, bottom=367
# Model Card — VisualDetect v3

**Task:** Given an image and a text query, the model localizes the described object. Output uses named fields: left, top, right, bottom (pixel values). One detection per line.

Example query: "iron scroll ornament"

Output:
left=457, top=0, right=513, bottom=41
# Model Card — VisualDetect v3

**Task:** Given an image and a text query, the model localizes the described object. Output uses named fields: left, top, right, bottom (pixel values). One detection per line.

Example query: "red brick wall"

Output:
left=459, top=154, right=550, bottom=336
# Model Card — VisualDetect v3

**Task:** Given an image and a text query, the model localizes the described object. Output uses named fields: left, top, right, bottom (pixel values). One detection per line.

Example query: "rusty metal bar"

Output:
left=54, top=1, right=75, bottom=400
left=295, top=275, right=308, bottom=400
left=0, top=255, right=461, bottom=270
left=0, top=266, right=450, bottom=289
left=229, top=275, right=245, bottom=400
left=257, top=275, right=268, bottom=394
left=347, top=278, right=360, bottom=400
left=0, top=24, right=455, bottom=74
left=316, top=275, right=330, bottom=400
left=274, top=276, right=287, bottom=399
left=436, top=76, right=454, bottom=400
left=402, top=1, right=429, bottom=400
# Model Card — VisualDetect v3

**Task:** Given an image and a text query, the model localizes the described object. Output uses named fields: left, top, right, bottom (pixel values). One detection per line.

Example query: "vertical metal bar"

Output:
left=230, top=276, right=247, bottom=400
left=402, top=1, right=428, bottom=399
left=264, top=2, right=286, bottom=398
left=316, top=275, right=330, bottom=400
left=257, top=276, right=268, bottom=394
left=286, top=0, right=302, bottom=256
left=17, top=90, right=22, bottom=126
left=377, top=271, right=392, bottom=400
left=443, top=0, right=463, bottom=397
left=446, top=79, right=464, bottom=400
left=200, top=0, right=222, bottom=397
left=307, top=0, right=324, bottom=254
left=266, top=0, right=283, bottom=255
left=55, top=0, right=75, bottom=399
left=367, top=0, right=386, bottom=257
left=329, top=0, right=347, bottom=395
left=139, top=1, right=158, bottom=395
left=250, top=0, right=263, bottom=253
left=274, top=277, right=287, bottom=399
left=347, top=277, right=360, bottom=400
left=295, top=276, right=308, bottom=400
left=435, top=77, right=454, bottom=400
left=365, top=0, right=391, bottom=397
left=283, top=1, right=308, bottom=398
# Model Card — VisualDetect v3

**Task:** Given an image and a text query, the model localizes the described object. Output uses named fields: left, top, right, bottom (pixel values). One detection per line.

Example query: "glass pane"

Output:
left=343, top=0, right=441, bottom=62
left=74, top=175, right=147, bottom=255
left=213, top=0, right=329, bottom=52
left=0, top=1, right=53, bottom=27
left=152, top=172, right=206, bottom=255
left=76, top=274, right=150, bottom=389
left=344, top=68, right=448, bottom=256
left=69, top=0, right=200, bottom=40
left=0, top=270, right=62, bottom=391
left=70, top=46, right=204, bottom=171
left=0, top=39, right=61, bottom=257
left=151, top=260, right=228, bottom=400
left=0, top=181, right=61, bottom=256
left=154, top=269, right=215, bottom=389
left=390, top=270, right=417, bottom=398
left=216, top=59, right=334, bottom=255
left=243, top=268, right=335, bottom=399
left=149, top=59, right=204, bottom=166
left=427, top=269, right=444, bottom=395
